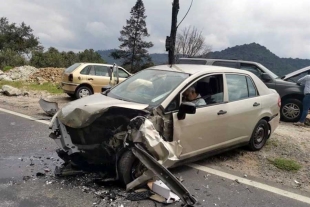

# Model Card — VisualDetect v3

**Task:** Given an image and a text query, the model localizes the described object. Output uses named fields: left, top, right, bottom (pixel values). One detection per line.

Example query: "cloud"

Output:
left=1, top=0, right=310, bottom=58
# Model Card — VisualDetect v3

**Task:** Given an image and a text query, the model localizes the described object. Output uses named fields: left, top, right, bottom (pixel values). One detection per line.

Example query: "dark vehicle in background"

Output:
left=179, top=58, right=310, bottom=122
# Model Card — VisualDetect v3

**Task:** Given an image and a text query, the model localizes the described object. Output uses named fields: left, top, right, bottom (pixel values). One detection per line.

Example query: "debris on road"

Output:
left=125, top=189, right=153, bottom=201
left=39, top=98, right=59, bottom=116
left=36, top=172, right=46, bottom=177
left=147, top=180, right=180, bottom=204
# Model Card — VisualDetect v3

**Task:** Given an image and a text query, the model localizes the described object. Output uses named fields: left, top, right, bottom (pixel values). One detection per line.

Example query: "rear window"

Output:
left=65, top=63, right=81, bottom=73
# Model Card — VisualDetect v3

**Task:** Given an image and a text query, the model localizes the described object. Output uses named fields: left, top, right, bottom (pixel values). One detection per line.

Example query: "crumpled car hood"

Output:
left=57, top=93, right=148, bottom=128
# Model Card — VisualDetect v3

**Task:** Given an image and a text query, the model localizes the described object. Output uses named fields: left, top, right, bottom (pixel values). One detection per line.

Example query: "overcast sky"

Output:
left=1, top=0, right=310, bottom=58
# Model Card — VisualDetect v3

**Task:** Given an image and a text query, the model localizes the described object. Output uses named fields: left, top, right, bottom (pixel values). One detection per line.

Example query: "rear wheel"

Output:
left=281, top=99, right=302, bottom=122
left=248, top=119, right=269, bottom=151
left=75, top=86, right=93, bottom=99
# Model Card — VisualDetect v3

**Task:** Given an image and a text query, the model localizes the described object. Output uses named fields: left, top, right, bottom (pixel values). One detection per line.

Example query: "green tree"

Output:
left=77, top=49, right=105, bottom=63
left=0, top=17, right=42, bottom=56
left=113, top=0, right=153, bottom=72
left=30, top=48, right=105, bottom=68
left=0, top=17, right=42, bottom=69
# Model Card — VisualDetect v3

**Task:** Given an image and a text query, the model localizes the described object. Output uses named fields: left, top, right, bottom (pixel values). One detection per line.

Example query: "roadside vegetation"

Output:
left=268, top=158, right=302, bottom=172
left=0, top=81, right=63, bottom=94
left=0, top=17, right=105, bottom=70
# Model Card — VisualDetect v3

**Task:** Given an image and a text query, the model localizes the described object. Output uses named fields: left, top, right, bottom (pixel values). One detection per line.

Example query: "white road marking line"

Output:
left=188, top=163, right=310, bottom=205
left=0, top=108, right=50, bottom=125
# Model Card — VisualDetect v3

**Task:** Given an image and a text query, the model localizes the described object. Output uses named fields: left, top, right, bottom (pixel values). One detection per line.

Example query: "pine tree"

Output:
left=113, top=0, right=153, bottom=72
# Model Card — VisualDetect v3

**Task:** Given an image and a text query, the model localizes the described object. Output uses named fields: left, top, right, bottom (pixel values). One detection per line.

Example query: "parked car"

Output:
left=179, top=58, right=309, bottom=122
left=61, top=63, right=131, bottom=99
left=49, top=64, right=280, bottom=185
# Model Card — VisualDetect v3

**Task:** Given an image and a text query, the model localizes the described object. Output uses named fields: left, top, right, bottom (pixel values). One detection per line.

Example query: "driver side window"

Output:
left=165, top=74, right=224, bottom=112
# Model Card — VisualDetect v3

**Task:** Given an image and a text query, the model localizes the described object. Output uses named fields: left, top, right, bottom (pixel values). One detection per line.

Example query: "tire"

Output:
left=118, top=150, right=145, bottom=186
left=248, top=119, right=269, bottom=151
left=75, top=86, right=93, bottom=99
left=280, top=99, right=302, bottom=122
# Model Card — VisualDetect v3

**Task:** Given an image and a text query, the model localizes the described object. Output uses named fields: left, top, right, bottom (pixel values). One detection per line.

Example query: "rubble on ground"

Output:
left=2, top=85, right=22, bottom=96
left=0, top=66, right=65, bottom=84
left=1, top=85, right=29, bottom=97
left=0, top=66, right=38, bottom=81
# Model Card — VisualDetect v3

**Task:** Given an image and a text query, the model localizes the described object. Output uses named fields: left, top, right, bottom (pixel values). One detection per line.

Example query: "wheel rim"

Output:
left=79, top=89, right=90, bottom=98
left=131, top=160, right=146, bottom=180
left=253, top=124, right=265, bottom=148
left=282, top=103, right=300, bottom=120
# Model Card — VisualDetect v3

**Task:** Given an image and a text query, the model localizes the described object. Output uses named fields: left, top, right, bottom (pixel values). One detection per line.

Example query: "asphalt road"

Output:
left=0, top=110, right=309, bottom=207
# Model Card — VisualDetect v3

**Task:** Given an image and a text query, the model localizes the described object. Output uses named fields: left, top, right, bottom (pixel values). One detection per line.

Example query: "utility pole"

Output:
left=167, top=0, right=179, bottom=65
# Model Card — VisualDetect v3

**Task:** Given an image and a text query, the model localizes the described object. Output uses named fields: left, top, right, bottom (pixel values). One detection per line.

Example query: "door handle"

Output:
left=88, top=78, right=93, bottom=81
left=253, top=102, right=260, bottom=107
left=217, top=110, right=227, bottom=115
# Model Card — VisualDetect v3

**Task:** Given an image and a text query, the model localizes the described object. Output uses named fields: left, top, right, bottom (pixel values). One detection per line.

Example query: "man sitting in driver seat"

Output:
left=183, top=86, right=206, bottom=106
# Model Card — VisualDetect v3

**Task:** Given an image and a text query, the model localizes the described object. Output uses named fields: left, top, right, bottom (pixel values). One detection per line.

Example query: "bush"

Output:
left=3, top=66, right=13, bottom=72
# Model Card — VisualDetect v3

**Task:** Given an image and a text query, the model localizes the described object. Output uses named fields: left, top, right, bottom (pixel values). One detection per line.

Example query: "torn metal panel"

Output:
left=149, top=106, right=173, bottom=141
left=129, top=117, right=182, bottom=168
left=57, top=93, right=149, bottom=129
left=39, top=98, right=59, bottom=116
left=131, top=144, right=197, bottom=206
left=55, top=118, right=79, bottom=155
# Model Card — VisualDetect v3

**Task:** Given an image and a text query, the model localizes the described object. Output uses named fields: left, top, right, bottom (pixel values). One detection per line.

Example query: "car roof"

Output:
left=78, top=63, right=124, bottom=67
left=149, top=64, right=253, bottom=75
left=179, top=57, right=261, bottom=65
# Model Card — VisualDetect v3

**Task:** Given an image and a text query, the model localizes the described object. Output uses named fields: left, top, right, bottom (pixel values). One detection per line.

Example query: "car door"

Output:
left=78, top=65, right=94, bottom=85
left=115, top=68, right=130, bottom=83
left=92, top=65, right=110, bottom=93
left=224, top=74, right=262, bottom=143
left=171, top=74, right=230, bottom=159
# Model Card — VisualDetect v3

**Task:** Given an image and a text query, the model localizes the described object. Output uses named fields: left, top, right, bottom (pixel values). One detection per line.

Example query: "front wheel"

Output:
left=118, top=150, right=146, bottom=186
left=280, top=99, right=302, bottom=122
left=248, top=119, right=269, bottom=151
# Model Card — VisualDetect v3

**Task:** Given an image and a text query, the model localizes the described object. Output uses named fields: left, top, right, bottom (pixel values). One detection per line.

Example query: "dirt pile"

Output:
left=0, top=66, right=65, bottom=83
left=0, top=66, right=39, bottom=81
left=28, top=67, right=65, bottom=83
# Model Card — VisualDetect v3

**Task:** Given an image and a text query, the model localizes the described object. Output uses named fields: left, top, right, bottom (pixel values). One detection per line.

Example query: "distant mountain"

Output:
left=206, top=43, right=301, bottom=76
left=97, top=43, right=310, bottom=76
left=96, top=49, right=168, bottom=65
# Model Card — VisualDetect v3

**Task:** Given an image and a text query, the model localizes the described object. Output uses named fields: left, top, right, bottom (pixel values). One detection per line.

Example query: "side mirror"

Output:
left=260, top=73, right=272, bottom=82
left=177, top=102, right=196, bottom=120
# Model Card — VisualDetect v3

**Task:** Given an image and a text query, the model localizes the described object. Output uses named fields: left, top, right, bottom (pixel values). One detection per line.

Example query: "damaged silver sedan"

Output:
left=49, top=64, right=280, bottom=195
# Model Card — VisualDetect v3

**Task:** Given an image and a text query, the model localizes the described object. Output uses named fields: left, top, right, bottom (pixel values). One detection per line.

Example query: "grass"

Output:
left=266, top=139, right=279, bottom=148
left=0, top=80, right=63, bottom=94
left=2, top=66, right=13, bottom=72
left=268, top=158, right=302, bottom=172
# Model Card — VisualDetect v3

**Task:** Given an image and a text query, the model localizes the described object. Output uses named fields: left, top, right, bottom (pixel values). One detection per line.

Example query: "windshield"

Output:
left=65, top=63, right=81, bottom=73
left=108, top=69, right=189, bottom=106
